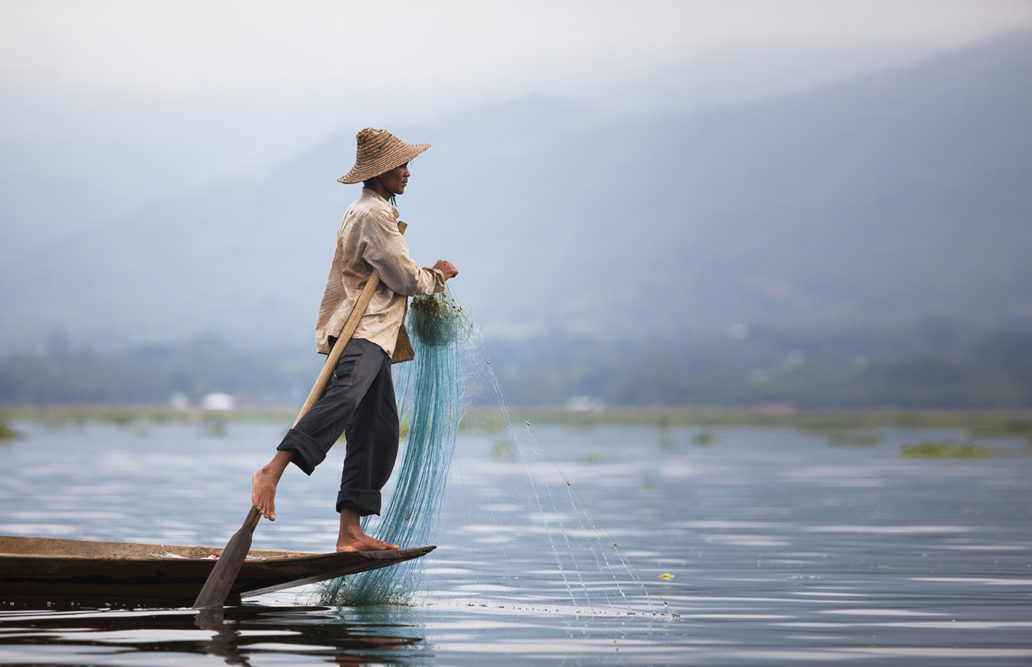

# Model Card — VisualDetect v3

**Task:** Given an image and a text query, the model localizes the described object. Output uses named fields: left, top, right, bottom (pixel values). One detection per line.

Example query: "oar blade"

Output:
left=193, top=506, right=262, bottom=608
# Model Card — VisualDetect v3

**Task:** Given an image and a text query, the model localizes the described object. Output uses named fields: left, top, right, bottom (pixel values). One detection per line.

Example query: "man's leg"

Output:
left=335, top=347, right=401, bottom=552
left=250, top=339, right=386, bottom=522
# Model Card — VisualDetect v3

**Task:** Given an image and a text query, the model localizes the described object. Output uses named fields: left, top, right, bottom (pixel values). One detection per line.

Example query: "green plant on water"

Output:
left=0, top=419, right=20, bottom=441
left=489, top=439, right=513, bottom=460
left=692, top=431, right=715, bottom=445
left=457, top=410, right=507, bottom=435
left=965, top=417, right=1032, bottom=441
left=105, top=411, right=135, bottom=427
left=583, top=452, right=605, bottom=464
left=900, top=439, right=992, bottom=459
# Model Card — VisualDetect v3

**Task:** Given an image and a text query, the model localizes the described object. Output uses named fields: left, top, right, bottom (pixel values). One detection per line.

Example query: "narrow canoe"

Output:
left=0, top=535, right=434, bottom=604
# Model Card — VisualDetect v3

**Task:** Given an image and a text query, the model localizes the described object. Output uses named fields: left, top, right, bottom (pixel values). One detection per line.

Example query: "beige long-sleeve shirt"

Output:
left=314, top=187, right=445, bottom=358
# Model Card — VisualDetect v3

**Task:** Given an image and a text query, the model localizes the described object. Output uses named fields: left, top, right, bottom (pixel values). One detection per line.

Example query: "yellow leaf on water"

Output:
left=658, top=573, right=674, bottom=581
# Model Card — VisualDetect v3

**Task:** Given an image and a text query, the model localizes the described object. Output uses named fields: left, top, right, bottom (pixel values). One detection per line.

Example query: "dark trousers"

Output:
left=276, top=338, right=399, bottom=516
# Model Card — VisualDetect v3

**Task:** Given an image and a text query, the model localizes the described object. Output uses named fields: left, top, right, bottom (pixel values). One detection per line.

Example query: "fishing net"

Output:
left=437, top=343, right=673, bottom=618
left=320, top=290, right=470, bottom=605
left=319, top=288, right=673, bottom=619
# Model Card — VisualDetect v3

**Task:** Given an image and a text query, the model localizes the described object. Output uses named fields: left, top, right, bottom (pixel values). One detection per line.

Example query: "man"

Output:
left=251, top=128, right=458, bottom=552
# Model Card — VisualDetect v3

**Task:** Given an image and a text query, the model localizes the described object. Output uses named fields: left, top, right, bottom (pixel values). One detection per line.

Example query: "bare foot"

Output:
left=252, top=451, right=292, bottom=521
left=337, top=507, right=400, bottom=552
left=336, top=535, right=400, bottom=553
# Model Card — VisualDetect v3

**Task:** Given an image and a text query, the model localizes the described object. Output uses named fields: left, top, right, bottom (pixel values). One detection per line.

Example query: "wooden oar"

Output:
left=193, top=222, right=407, bottom=609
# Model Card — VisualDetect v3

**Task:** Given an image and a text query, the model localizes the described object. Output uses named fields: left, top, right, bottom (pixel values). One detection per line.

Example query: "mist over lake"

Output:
left=3, top=29, right=1032, bottom=410
left=2, top=29, right=1031, bottom=373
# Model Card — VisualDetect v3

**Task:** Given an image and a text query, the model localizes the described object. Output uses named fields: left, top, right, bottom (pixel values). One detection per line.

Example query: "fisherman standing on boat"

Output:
left=251, top=128, right=458, bottom=552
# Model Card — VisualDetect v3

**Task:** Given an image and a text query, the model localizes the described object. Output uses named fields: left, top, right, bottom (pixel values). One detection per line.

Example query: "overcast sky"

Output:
left=6, top=1, right=1032, bottom=101
left=3, top=0, right=1032, bottom=202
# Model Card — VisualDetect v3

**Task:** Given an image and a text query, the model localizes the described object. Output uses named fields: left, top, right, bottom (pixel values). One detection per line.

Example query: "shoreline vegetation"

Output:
left=3, top=407, right=1030, bottom=461
left=2, top=404, right=1032, bottom=434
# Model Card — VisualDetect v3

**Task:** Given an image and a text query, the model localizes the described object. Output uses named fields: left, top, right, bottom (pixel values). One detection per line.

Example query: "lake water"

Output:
left=1, top=415, right=1031, bottom=665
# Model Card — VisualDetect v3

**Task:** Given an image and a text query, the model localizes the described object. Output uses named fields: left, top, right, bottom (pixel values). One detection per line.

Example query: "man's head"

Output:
left=365, top=163, right=410, bottom=197
left=338, top=128, right=428, bottom=186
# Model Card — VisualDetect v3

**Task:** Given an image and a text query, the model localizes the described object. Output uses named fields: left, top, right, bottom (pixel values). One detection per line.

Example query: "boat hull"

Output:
left=0, top=535, right=433, bottom=604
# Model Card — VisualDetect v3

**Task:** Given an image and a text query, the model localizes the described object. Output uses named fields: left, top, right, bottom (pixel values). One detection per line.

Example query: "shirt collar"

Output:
left=361, top=186, right=399, bottom=217
left=362, top=186, right=385, bottom=202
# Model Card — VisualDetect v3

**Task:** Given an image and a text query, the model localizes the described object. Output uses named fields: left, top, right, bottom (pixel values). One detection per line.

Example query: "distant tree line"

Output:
left=485, top=319, right=1032, bottom=410
left=0, top=336, right=322, bottom=407
left=1, top=320, right=1031, bottom=410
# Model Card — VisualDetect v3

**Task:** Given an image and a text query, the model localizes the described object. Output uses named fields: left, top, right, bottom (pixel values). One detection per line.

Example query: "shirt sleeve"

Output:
left=360, top=209, right=445, bottom=297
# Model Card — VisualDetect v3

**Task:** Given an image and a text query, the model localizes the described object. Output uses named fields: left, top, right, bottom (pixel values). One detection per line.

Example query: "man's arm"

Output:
left=363, top=216, right=454, bottom=295
left=427, top=259, right=458, bottom=280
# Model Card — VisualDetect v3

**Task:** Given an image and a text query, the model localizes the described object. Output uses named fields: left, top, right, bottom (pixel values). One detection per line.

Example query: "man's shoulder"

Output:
left=346, top=191, right=394, bottom=221
left=342, top=196, right=398, bottom=237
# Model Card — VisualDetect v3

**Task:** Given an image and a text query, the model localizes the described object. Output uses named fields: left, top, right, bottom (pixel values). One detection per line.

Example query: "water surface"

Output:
left=1, top=417, right=1030, bottom=664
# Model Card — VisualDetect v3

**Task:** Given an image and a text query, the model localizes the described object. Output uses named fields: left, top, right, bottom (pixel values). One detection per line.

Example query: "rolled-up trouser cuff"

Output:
left=336, top=488, right=382, bottom=516
left=277, top=428, right=326, bottom=476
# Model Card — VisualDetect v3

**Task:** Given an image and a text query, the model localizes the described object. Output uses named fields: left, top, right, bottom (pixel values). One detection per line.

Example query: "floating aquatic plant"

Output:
left=490, top=439, right=514, bottom=460
left=0, top=418, right=20, bottom=441
left=826, top=431, right=883, bottom=447
left=900, top=439, right=992, bottom=459
left=692, top=431, right=715, bottom=445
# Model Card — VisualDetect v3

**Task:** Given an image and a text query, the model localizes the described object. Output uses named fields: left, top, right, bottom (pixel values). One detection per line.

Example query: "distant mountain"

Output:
left=2, top=30, right=1030, bottom=354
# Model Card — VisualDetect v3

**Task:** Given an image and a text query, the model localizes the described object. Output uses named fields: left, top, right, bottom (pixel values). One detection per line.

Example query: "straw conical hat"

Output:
left=337, top=128, right=430, bottom=184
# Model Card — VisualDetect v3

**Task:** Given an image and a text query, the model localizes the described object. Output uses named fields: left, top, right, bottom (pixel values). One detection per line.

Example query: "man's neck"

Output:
left=368, top=179, right=392, bottom=202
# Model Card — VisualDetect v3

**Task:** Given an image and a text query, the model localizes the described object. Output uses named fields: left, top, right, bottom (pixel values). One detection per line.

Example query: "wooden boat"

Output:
left=0, top=535, right=434, bottom=605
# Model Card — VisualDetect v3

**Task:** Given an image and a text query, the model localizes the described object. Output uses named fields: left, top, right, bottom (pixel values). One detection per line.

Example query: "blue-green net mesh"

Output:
left=316, top=289, right=673, bottom=619
left=320, top=289, right=470, bottom=605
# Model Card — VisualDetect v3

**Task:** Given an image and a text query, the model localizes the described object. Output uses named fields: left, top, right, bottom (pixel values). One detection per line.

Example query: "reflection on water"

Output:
left=0, top=603, right=428, bottom=666
left=0, top=419, right=1031, bottom=664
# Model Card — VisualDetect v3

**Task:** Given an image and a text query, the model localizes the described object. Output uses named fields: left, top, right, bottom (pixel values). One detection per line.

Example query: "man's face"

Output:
left=378, top=163, right=410, bottom=196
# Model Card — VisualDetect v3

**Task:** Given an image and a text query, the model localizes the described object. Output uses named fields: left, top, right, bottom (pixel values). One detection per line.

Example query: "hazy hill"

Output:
left=1, top=30, right=1030, bottom=354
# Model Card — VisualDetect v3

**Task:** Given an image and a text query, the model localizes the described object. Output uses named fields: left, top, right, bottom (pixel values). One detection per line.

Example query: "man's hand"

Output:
left=430, top=259, right=458, bottom=280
